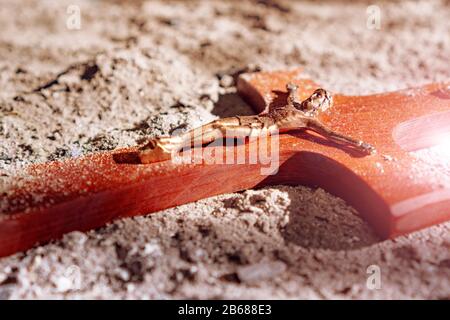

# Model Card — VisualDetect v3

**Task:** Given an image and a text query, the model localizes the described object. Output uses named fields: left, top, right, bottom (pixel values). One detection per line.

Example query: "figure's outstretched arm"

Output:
left=305, top=118, right=376, bottom=154
left=286, top=83, right=302, bottom=109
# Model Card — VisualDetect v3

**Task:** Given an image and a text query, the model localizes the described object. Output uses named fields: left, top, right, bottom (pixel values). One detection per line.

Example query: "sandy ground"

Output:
left=0, top=0, right=449, bottom=299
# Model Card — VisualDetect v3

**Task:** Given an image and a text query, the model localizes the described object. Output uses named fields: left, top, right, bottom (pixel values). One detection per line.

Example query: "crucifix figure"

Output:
left=1, top=68, right=450, bottom=258
left=138, top=83, right=375, bottom=164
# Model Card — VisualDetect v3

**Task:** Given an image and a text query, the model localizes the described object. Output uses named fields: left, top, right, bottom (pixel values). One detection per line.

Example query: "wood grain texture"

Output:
left=1, top=68, right=449, bottom=257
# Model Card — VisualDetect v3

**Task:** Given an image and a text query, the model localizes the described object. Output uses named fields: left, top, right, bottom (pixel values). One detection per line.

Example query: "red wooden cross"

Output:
left=1, top=68, right=449, bottom=257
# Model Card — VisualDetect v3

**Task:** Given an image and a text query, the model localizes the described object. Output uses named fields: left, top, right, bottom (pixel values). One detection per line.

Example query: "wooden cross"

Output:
left=1, top=68, right=449, bottom=257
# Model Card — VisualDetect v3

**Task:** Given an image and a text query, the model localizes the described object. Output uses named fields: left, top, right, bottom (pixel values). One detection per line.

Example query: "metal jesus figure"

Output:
left=138, top=83, right=376, bottom=163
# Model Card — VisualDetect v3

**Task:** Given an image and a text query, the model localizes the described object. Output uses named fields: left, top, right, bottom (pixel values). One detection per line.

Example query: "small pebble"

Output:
left=219, top=75, right=234, bottom=88
left=236, top=260, right=286, bottom=284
